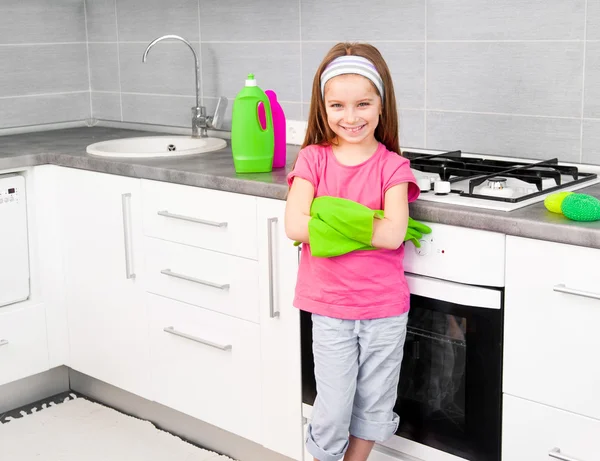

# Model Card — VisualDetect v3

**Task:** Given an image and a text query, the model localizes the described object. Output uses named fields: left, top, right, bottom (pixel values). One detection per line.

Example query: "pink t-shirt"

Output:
left=287, top=143, right=420, bottom=320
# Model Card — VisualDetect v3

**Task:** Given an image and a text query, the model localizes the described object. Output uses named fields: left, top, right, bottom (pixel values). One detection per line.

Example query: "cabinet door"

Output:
left=257, top=198, right=304, bottom=460
left=503, top=394, right=598, bottom=461
left=58, top=168, right=149, bottom=398
left=504, top=236, right=600, bottom=420
left=0, top=304, right=49, bottom=386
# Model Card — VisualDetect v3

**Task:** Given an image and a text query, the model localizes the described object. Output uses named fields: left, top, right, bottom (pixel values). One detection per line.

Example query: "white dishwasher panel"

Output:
left=0, top=175, right=30, bottom=307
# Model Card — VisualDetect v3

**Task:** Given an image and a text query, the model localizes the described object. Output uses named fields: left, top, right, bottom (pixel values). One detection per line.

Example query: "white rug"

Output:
left=0, top=395, right=235, bottom=461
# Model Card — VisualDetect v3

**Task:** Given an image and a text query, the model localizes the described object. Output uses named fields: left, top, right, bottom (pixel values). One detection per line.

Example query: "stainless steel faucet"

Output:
left=142, top=34, right=227, bottom=138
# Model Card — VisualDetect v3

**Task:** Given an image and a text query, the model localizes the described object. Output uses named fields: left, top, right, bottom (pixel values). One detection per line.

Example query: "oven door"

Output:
left=300, top=273, right=503, bottom=461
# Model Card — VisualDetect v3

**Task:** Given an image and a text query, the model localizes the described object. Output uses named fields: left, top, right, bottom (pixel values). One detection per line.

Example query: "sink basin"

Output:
left=86, top=136, right=227, bottom=158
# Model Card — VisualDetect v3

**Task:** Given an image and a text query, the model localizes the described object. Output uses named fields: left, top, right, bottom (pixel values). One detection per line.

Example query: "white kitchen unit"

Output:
left=147, top=292, right=263, bottom=442
left=503, top=236, right=600, bottom=460
left=57, top=168, right=150, bottom=399
left=503, top=394, right=599, bottom=461
left=257, top=197, right=303, bottom=461
left=0, top=174, right=30, bottom=307
left=0, top=303, right=48, bottom=386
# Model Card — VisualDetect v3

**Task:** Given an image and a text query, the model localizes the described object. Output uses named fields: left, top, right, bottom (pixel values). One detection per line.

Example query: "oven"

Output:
left=300, top=222, right=506, bottom=461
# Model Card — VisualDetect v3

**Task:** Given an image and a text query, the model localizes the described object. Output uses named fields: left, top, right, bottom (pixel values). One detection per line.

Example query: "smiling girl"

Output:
left=285, top=43, right=420, bottom=461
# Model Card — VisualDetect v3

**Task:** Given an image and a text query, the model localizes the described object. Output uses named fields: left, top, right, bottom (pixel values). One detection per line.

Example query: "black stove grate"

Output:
left=404, top=150, right=597, bottom=203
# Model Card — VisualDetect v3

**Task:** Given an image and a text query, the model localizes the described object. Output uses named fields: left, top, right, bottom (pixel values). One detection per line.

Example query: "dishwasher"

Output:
left=0, top=174, right=30, bottom=307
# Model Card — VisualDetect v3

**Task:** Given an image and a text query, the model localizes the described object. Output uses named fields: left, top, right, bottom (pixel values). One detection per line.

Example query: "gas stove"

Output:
left=403, top=148, right=600, bottom=211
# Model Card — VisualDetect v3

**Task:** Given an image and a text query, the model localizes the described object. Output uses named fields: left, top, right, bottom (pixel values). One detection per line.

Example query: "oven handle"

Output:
left=406, top=273, right=502, bottom=310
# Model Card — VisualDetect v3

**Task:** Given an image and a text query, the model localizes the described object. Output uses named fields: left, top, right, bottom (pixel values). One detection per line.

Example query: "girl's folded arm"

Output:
left=285, top=177, right=315, bottom=244
left=371, top=183, right=409, bottom=250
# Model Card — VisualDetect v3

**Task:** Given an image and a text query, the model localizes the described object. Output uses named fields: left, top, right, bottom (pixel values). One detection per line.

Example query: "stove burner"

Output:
left=487, top=177, right=507, bottom=189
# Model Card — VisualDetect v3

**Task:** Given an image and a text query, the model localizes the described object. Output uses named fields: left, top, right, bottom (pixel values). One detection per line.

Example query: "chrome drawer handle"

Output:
left=0, top=339, right=8, bottom=347
left=157, top=210, right=227, bottom=228
left=549, top=447, right=583, bottom=461
left=161, top=269, right=230, bottom=290
left=121, top=193, right=136, bottom=279
left=267, top=217, right=279, bottom=318
left=163, top=326, right=232, bottom=351
left=553, top=284, right=600, bottom=301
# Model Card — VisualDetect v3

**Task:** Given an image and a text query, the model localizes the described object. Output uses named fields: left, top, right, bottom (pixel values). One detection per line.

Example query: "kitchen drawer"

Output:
left=147, top=293, right=262, bottom=443
left=0, top=304, right=49, bottom=386
left=503, top=394, right=599, bottom=461
left=141, top=180, right=257, bottom=259
left=504, top=236, right=600, bottom=420
left=144, top=237, right=260, bottom=323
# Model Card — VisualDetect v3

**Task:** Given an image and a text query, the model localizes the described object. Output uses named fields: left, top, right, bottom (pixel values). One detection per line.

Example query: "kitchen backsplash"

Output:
left=1, top=0, right=599, bottom=164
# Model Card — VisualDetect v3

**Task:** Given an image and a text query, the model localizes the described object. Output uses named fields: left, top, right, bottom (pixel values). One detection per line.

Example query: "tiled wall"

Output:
left=0, top=1, right=90, bottom=130
left=3, top=1, right=600, bottom=164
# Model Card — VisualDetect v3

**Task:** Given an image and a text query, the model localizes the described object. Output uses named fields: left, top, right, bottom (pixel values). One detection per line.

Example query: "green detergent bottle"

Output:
left=231, top=73, right=274, bottom=173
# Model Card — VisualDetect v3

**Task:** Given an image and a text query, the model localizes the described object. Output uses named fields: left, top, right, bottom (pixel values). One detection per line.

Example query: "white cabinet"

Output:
left=257, top=198, right=304, bottom=460
left=0, top=304, right=49, bottom=386
left=141, top=179, right=258, bottom=259
left=58, top=168, right=149, bottom=399
left=504, top=236, right=600, bottom=420
left=503, top=394, right=599, bottom=461
left=147, top=293, right=262, bottom=442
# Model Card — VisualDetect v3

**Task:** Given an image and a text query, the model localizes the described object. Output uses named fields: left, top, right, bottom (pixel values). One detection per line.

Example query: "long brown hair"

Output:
left=302, top=42, right=400, bottom=155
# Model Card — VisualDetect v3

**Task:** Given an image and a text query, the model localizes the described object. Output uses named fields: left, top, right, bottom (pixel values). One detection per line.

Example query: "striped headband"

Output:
left=320, top=55, right=384, bottom=102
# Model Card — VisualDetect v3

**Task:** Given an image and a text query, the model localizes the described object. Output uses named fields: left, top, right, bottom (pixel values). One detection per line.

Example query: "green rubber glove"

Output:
left=404, top=217, right=432, bottom=247
left=310, top=196, right=379, bottom=246
left=307, top=217, right=375, bottom=257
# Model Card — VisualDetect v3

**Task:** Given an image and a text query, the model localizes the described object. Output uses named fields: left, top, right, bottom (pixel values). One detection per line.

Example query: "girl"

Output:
left=285, top=43, right=420, bottom=461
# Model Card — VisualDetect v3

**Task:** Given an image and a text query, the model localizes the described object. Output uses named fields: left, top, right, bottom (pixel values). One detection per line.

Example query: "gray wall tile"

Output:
left=587, top=0, right=600, bottom=41
left=92, top=92, right=122, bottom=121
left=85, top=0, right=117, bottom=42
left=582, top=119, right=600, bottom=165
left=119, top=42, right=199, bottom=96
left=584, top=41, right=600, bottom=118
left=116, top=0, right=200, bottom=42
left=0, top=44, right=88, bottom=97
left=0, top=0, right=86, bottom=44
left=199, top=0, right=300, bottom=41
left=373, top=42, right=425, bottom=110
left=300, top=0, right=425, bottom=41
left=121, top=93, right=195, bottom=127
left=89, top=44, right=120, bottom=92
left=428, top=42, right=584, bottom=117
left=0, top=93, right=90, bottom=128
left=301, top=42, right=336, bottom=103
left=428, top=0, right=585, bottom=40
left=400, top=110, right=425, bottom=148
left=426, top=111, right=582, bottom=162
left=202, top=43, right=301, bottom=101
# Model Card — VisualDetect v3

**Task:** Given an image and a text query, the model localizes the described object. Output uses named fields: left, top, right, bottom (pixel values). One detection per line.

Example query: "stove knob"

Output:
left=434, top=180, right=451, bottom=195
left=417, top=178, right=431, bottom=192
left=415, top=240, right=429, bottom=256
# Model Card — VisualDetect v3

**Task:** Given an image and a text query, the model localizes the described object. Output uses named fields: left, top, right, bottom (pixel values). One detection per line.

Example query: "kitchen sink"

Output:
left=86, top=136, right=227, bottom=158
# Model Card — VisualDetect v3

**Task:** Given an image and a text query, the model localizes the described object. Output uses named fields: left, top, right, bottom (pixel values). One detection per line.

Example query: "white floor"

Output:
left=0, top=395, right=234, bottom=461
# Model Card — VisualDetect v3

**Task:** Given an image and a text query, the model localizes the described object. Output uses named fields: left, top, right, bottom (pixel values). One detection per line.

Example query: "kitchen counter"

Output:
left=1, top=126, right=600, bottom=249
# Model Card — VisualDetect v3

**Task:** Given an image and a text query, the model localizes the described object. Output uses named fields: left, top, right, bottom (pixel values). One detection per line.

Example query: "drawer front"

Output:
left=141, top=180, right=257, bottom=259
left=504, top=237, right=600, bottom=420
left=503, top=394, right=599, bottom=461
left=144, top=238, right=260, bottom=323
left=147, top=294, right=262, bottom=443
left=0, top=304, right=49, bottom=386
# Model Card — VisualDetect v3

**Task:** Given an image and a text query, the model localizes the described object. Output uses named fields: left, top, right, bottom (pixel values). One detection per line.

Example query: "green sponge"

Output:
left=560, top=193, right=600, bottom=222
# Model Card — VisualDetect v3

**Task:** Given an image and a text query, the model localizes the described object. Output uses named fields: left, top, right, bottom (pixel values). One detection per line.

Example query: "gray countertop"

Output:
left=2, top=126, right=600, bottom=249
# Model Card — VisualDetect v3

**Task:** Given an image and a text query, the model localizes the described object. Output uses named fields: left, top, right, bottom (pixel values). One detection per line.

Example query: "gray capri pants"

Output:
left=306, top=312, right=409, bottom=461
